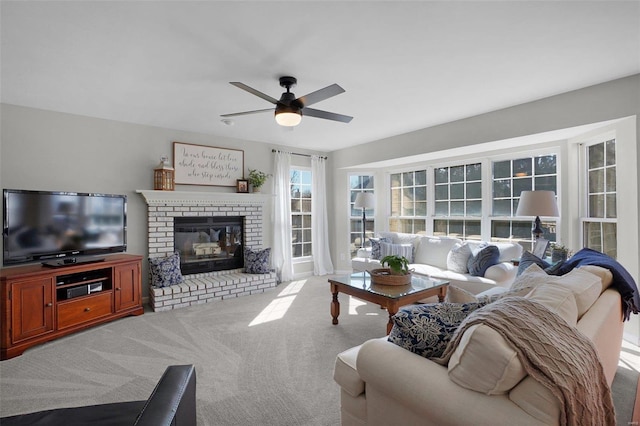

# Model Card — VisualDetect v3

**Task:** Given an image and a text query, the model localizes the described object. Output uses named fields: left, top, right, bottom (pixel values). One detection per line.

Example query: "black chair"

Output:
left=1, top=364, right=197, bottom=426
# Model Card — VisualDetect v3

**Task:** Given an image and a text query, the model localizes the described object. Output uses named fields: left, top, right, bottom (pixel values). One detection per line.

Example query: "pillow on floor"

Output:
left=388, top=302, right=486, bottom=359
left=149, top=251, right=184, bottom=288
left=244, top=247, right=271, bottom=274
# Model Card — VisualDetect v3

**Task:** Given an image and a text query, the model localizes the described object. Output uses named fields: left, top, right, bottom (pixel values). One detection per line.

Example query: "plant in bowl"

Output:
left=380, top=255, right=410, bottom=276
left=247, top=169, right=271, bottom=192
left=550, top=243, right=570, bottom=263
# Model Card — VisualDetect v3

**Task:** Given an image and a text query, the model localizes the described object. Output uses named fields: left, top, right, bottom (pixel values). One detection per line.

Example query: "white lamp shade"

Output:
left=354, top=192, right=375, bottom=210
left=275, top=111, right=302, bottom=127
left=516, top=191, right=559, bottom=217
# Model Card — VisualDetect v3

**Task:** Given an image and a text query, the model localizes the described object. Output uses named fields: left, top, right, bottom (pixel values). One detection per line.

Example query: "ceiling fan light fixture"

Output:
left=275, top=105, right=302, bottom=127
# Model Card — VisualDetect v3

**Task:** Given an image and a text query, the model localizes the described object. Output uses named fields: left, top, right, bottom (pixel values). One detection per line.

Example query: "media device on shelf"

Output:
left=3, top=189, right=127, bottom=267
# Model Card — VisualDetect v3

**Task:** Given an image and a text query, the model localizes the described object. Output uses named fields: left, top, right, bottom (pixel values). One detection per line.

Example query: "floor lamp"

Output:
left=354, top=192, right=375, bottom=248
left=516, top=190, right=560, bottom=245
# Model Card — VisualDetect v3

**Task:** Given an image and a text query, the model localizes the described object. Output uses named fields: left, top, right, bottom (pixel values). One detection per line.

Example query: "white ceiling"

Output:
left=2, top=1, right=639, bottom=153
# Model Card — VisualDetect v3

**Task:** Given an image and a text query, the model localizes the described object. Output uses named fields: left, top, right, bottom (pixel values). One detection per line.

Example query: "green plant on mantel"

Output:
left=247, top=169, right=271, bottom=190
left=381, top=255, right=410, bottom=276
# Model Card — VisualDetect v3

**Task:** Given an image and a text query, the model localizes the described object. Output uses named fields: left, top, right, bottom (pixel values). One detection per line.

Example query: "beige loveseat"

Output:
left=334, top=265, right=624, bottom=425
left=352, top=232, right=523, bottom=294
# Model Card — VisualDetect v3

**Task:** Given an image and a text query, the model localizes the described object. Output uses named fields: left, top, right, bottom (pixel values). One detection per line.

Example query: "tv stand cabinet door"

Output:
left=114, top=261, right=141, bottom=313
left=10, top=277, right=55, bottom=343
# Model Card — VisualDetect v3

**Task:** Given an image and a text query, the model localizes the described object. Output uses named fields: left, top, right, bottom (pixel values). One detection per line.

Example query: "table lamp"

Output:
left=515, top=190, right=559, bottom=239
left=354, top=192, right=375, bottom=248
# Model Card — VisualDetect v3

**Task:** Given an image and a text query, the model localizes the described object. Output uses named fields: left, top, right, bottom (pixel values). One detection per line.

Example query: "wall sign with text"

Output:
left=173, top=142, right=244, bottom=187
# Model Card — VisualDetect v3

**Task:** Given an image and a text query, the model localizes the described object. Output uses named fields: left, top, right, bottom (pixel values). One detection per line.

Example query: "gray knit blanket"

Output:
left=434, top=297, right=615, bottom=426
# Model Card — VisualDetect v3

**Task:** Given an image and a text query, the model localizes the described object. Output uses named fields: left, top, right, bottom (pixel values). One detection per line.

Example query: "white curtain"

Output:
left=272, top=151, right=294, bottom=282
left=311, top=155, right=334, bottom=275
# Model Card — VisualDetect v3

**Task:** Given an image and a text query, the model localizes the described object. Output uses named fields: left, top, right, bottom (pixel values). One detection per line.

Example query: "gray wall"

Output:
left=0, top=104, right=323, bottom=296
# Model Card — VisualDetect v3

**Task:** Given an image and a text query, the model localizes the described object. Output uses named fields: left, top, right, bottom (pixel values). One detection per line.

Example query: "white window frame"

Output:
left=290, top=166, right=312, bottom=261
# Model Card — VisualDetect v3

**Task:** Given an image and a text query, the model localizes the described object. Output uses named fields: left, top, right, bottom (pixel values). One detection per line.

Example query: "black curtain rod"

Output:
left=271, top=149, right=327, bottom=160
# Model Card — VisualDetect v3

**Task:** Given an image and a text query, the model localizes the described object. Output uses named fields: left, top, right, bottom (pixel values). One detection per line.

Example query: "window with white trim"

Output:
left=433, top=163, right=482, bottom=240
left=290, top=168, right=312, bottom=258
left=491, top=155, right=558, bottom=245
left=389, top=170, right=427, bottom=233
left=349, top=175, right=374, bottom=257
left=582, top=139, right=617, bottom=258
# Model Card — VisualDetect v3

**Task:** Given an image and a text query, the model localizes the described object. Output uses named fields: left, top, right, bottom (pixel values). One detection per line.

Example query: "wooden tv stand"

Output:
left=0, top=254, right=143, bottom=360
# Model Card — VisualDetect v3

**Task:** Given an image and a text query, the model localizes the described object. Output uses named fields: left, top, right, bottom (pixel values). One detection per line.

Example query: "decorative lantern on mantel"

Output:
left=154, top=156, right=175, bottom=191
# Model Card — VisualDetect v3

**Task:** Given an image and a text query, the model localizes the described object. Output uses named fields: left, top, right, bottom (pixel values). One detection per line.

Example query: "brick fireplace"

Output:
left=137, top=190, right=276, bottom=311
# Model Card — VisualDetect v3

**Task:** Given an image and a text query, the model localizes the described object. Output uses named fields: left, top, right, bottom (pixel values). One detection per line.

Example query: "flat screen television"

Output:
left=3, top=189, right=127, bottom=266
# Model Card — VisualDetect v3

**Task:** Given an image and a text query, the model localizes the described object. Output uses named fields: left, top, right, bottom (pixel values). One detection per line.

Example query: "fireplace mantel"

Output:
left=136, top=190, right=272, bottom=206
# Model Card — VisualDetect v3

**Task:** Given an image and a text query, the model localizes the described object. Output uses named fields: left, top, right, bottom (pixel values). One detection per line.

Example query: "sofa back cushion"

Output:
left=467, top=241, right=523, bottom=263
left=414, top=236, right=461, bottom=269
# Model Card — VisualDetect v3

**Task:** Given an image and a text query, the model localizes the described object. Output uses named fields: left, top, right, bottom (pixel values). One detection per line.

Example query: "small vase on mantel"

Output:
left=252, top=186, right=261, bottom=193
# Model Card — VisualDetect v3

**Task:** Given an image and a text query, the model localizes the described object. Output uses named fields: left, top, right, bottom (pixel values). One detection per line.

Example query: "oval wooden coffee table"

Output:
left=329, top=272, right=449, bottom=334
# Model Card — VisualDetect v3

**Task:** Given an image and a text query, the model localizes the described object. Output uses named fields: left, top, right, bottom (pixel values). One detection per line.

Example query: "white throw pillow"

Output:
left=380, top=242, right=414, bottom=263
left=524, top=284, right=579, bottom=327
left=510, top=263, right=552, bottom=291
left=578, top=265, right=614, bottom=293
left=448, top=323, right=527, bottom=395
left=414, top=236, right=461, bottom=269
left=446, top=242, right=472, bottom=273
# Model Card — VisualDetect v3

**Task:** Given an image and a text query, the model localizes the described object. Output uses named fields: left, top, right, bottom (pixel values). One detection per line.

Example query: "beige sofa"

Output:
left=334, top=266, right=624, bottom=426
left=352, top=232, right=523, bottom=294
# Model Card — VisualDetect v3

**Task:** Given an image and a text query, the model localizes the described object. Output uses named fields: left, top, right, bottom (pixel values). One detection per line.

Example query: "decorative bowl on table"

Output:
left=368, top=268, right=412, bottom=286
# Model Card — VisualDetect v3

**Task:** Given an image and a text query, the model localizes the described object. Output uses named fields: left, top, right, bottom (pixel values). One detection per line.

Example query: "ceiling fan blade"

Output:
left=230, top=82, right=278, bottom=104
left=297, top=84, right=345, bottom=107
left=302, top=107, right=353, bottom=123
left=220, top=108, right=273, bottom=118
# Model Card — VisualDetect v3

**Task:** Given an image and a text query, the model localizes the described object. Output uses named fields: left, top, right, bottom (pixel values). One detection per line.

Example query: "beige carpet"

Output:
left=0, top=275, right=637, bottom=425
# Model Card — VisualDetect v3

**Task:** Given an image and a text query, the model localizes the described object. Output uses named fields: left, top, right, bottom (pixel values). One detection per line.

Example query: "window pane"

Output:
left=303, top=215, right=311, bottom=228
left=434, top=220, right=447, bottom=235
left=602, top=222, right=617, bottom=258
left=303, top=243, right=312, bottom=257
left=535, top=176, right=556, bottom=192
left=449, top=220, right=463, bottom=235
left=466, top=221, right=481, bottom=239
left=391, top=188, right=401, bottom=215
left=589, top=143, right=604, bottom=169
left=493, top=161, right=510, bottom=179
left=589, top=194, right=604, bottom=218
left=415, top=202, right=427, bottom=216
left=292, top=229, right=302, bottom=243
left=413, top=220, right=426, bottom=233
left=584, top=222, right=602, bottom=252
left=293, top=244, right=302, bottom=257
left=512, top=221, right=532, bottom=239
left=301, top=171, right=312, bottom=185
left=467, top=200, right=482, bottom=216
left=415, top=170, right=427, bottom=186
left=466, top=163, right=482, bottom=181
left=450, top=166, right=465, bottom=182
left=492, top=221, right=511, bottom=239
left=589, top=169, right=604, bottom=194
left=513, top=178, right=532, bottom=196
left=493, top=179, right=511, bottom=198
left=451, top=201, right=464, bottom=216
left=435, top=185, right=448, bottom=200
left=605, top=140, right=616, bottom=166
left=402, top=172, right=414, bottom=186
left=362, top=175, right=374, bottom=189
left=435, top=168, right=448, bottom=184
left=302, top=199, right=311, bottom=212
left=493, top=199, right=511, bottom=216
left=303, top=229, right=311, bottom=243
left=466, top=182, right=481, bottom=199
left=534, top=155, right=556, bottom=175
left=606, top=194, right=617, bottom=218
left=605, top=167, right=616, bottom=192
left=390, top=173, right=401, bottom=187
left=450, top=183, right=464, bottom=199
left=513, top=158, right=532, bottom=177
left=415, top=186, right=427, bottom=201
left=435, top=201, right=448, bottom=215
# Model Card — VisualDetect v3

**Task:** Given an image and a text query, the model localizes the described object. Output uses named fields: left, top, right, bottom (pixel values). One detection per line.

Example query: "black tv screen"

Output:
left=3, top=189, right=127, bottom=266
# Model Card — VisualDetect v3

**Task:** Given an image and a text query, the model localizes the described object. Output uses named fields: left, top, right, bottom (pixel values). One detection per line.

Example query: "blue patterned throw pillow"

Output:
left=149, top=252, right=184, bottom=288
left=244, top=247, right=271, bottom=274
left=370, top=237, right=392, bottom=260
left=388, top=302, right=486, bottom=358
left=467, top=245, right=500, bottom=276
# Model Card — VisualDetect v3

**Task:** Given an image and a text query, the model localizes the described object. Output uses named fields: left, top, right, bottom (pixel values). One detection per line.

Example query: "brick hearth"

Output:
left=137, top=190, right=277, bottom=311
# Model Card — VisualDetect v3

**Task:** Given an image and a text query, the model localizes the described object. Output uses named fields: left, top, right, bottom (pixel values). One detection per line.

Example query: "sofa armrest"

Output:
left=135, top=365, right=197, bottom=426
left=356, top=339, right=544, bottom=426
left=484, top=262, right=517, bottom=287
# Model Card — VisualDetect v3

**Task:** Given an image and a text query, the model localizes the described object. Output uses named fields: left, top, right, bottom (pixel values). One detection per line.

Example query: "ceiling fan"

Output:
left=221, top=76, right=353, bottom=127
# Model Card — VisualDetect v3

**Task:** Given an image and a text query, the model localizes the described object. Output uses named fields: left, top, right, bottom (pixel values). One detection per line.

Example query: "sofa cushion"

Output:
left=149, top=252, right=184, bottom=288
left=513, top=264, right=600, bottom=319
left=378, top=232, right=421, bottom=248
left=509, top=376, right=561, bottom=425
left=448, top=323, right=527, bottom=395
left=467, top=241, right=522, bottom=263
left=446, top=242, right=472, bottom=273
left=524, top=283, right=579, bottom=326
left=334, top=343, right=366, bottom=397
left=388, top=302, right=485, bottom=359
left=467, top=245, right=500, bottom=276
left=370, top=237, right=391, bottom=260
left=414, top=236, right=461, bottom=270
left=380, top=242, right=414, bottom=263
left=445, top=285, right=531, bottom=304
left=579, top=265, right=614, bottom=293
